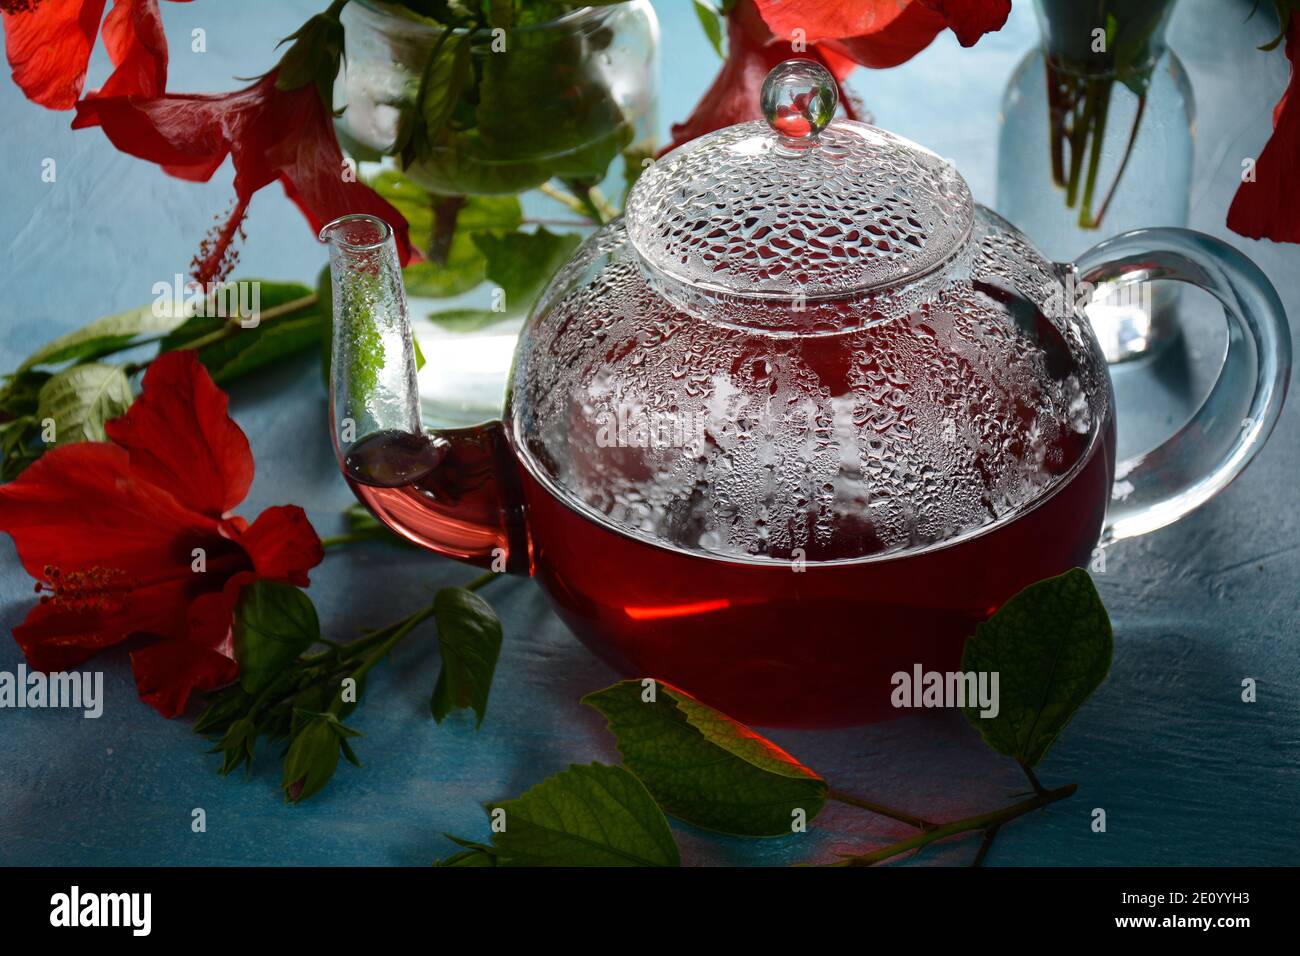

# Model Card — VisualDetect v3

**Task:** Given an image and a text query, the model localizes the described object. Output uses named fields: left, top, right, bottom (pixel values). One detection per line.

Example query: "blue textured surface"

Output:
left=1, top=0, right=1297, bottom=866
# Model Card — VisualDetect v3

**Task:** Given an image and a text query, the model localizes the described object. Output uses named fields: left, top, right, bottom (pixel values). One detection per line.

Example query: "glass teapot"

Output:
left=321, top=60, right=1290, bottom=727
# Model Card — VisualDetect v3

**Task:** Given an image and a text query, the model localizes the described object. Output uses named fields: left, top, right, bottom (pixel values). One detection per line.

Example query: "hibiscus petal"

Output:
left=919, top=0, right=1012, bottom=47
left=74, top=85, right=241, bottom=171
left=236, top=505, right=324, bottom=587
left=12, top=600, right=128, bottom=672
left=820, top=3, right=949, bottom=69
left=0, top=440, right=226, bottom=582
left=1228, top=23, right=1300, bottom=243
left=130, top=637, right=238, bottom=717
left=0, top=440, right=249, bottom=670
left=12, top=578, right=192, bottom=673
left=2, top=0, right=107, bottom=109
left=753, top=0, right=1008, bottom=64
left=269, top=82, right=421, bottom=269
left=103, top=351, right=254, bottom=519
left=73, top=72, right=417, bottom=282
left=185, top=571, right=252, bottom=649
left=68, top=0, right=176, bottom=126
left=753, top=0, right=919, bottom=43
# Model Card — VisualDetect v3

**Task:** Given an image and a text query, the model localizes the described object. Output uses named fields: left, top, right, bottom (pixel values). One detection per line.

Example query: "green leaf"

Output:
left=35, top=363, right=132, bottom=445
left=487, top=763, right=680, bottom=866
left=476, top=20, right=628, bottom=183
left=435, top=848, right=497, bottom=867
left=431, top=586, right=503, bottom=726
left=399, top=29, right=473, bottom=162
left=401, top=129, right=552, bottom=197
left=472, top=227, right=581, bottom=314
left=544, top=121, right=634, bottom=183
left=18, top=303, right=186, bottom=373
left=486, top=0, right=513, bottom=29
left=160, top=280, right=323, bottom=383
left=368, top=169, right=522, bottom=297
left=0, top=369, right=52, bottom=479
left=693, top=0, right=726, bottom=58
left=961, top=568, right=1113, bottom=768
left=233, top=581, right=321, bottom=695
left=583, top=680, right=828, bottom=836
left=423, top=308, right=514, bottom=334
left=206, top=314, right=324, bottom=383
left=434, top=834, right=498, bottom=867
left=317, top=264, right=333, bottom=387
left=0, top=369, right=50, bottom=416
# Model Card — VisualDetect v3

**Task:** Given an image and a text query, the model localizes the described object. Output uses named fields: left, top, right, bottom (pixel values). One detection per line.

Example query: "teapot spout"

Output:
left=319, top=213, right=530, bottom=573
left=320, top=214, right=423, bottom=466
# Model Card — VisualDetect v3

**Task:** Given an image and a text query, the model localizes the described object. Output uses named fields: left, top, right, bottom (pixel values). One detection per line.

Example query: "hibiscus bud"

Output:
left=274, top=1, right=347, bottom=111
left=281, top=711, right=363, bottom=803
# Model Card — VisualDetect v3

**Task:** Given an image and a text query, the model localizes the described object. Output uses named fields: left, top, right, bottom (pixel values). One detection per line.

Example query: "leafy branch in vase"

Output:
left=1040, top=0, right=1174, bottom=228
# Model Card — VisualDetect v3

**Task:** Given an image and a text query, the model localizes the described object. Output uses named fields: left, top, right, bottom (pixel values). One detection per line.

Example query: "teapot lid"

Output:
left=626, top=60, right=975, bottom=302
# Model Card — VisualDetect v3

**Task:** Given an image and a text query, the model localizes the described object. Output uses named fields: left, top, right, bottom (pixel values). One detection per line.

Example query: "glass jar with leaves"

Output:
left=997, top=0, right=1192, bottom=362
left=333, top=0, right=660, bottom=425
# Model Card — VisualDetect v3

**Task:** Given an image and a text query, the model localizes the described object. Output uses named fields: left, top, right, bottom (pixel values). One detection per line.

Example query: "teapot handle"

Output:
left=1072, top=228, right=1290, bottom=543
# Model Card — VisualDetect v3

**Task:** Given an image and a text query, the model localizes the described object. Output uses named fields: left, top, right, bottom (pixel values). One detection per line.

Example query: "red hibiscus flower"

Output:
left=0, top=351, right=323, bottom=717
left=73, top=69, right=417, bottom=283
left=669, top=0, right=1011, bottom=150
left=1228, top=19, right=1300, bottom=244
left=755, top=0, right=1011, bottom=64
left=1, top=0, right=184, bottom=110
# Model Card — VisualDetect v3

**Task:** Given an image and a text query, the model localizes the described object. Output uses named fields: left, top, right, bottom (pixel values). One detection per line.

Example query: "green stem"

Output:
left=1046, top=65, right=1068, bottom=188
left=299, top=617, right=406, bottom=667
left=428, top=194, right=467, bottom=265
left=539, top=182, right=594, bottom=218
left=1088, top=92, right=1147, bottom=228
left=1020, top=760, right=1047, bottom=796
left=348, top=606, right=436, bottom=684
left=559, top=179, right=614, bottom=225
left=300, top=570, right=501, bottom=668
left=586, top=186, right=618, bottom=223
left=320, top=529, right=390, bottom=550
left=1077, top=76, right=1113, bottom=228
left=463, top=570, right=501, bottom=592
left=827, top=789, right=937, bottom=831
left=248, top=570, right=506, bottom=723
left=523, top=217, right=593, bottom=228
left=829, top=783, right=1078, bottom=867
left=971, top=824, right=1000, bottom=867
left=124, top=292, right=320, bottom=375
left=1064, top=78, right=1092, bottom=208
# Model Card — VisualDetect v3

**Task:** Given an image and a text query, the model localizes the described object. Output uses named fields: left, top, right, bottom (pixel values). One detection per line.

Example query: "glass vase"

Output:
left=997, top=0, right=1193, bottom=362
left=333, top=0, right=660, bottom=426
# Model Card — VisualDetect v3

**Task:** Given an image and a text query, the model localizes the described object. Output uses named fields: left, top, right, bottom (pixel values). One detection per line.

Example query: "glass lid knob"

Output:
left=760, top=58, right=837, bottom=142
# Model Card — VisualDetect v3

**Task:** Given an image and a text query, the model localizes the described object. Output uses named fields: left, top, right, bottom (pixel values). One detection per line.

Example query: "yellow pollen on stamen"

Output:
left=36, top=564, right=134, bottom=614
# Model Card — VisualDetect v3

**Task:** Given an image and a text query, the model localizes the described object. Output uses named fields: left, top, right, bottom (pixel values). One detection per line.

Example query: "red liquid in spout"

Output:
left=343, top=426, right=528, bottom=573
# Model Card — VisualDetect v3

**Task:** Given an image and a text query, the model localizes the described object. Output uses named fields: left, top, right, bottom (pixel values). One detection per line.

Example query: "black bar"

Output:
left=0, top=866, right=1286, bottom=939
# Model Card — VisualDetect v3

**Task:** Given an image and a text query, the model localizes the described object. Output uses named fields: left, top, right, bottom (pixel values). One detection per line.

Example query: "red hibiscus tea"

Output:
left=344, top=404, right=1114, bottom=727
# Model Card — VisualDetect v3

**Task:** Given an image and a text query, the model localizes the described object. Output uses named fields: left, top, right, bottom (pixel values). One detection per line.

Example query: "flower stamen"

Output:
left=0, top=1, right=48, bottom=15
left=37, top=564, right=134, bottom=614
